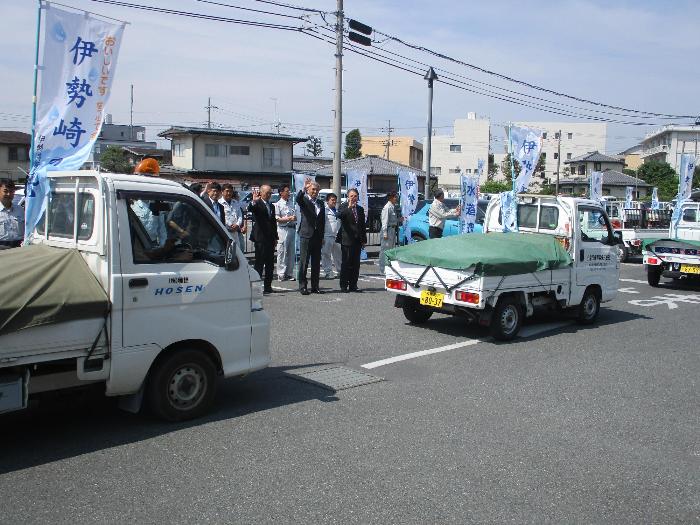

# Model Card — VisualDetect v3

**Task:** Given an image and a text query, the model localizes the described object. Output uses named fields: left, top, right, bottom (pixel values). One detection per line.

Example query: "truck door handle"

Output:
left=579, top=249, right=584, bottom=262
left=129, top=278, right=149, bottom=288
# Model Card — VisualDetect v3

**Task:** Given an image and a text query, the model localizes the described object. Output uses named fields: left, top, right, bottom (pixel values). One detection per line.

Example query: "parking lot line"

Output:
left=620, top=278, right=649, bottom=284
left=361, top=339, right=481, bottom=369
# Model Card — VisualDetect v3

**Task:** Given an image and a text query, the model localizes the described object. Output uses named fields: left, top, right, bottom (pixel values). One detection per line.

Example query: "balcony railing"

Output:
left=640, top=144, right=669, bottom=157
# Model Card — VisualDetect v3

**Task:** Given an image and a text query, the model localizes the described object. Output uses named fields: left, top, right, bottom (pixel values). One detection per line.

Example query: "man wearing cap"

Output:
left=0, top=179, right=24, bottom=249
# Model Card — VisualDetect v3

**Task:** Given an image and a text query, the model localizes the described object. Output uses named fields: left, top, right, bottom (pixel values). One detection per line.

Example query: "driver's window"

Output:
left=126, top=194, right=227, bottom=264
left=578, top=207, right=612, bottom=244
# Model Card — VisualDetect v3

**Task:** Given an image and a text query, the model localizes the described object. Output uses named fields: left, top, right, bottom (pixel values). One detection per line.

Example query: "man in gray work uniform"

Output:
left=378, top=190, right=399, bottom=274
left=0, top=178, right=24, bottom=249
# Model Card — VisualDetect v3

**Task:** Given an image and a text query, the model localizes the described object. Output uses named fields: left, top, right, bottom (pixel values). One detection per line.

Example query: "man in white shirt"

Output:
left=274, top=184, right=296, bottom=281
left=0, top=179, right=24, bottom=248
left=219, top=184, right=244, bottom=247
left=378, top=191, right=399, bottom=273
left=322, top=192, right=342, bottom=278
left=428, top=189, right=460, bottom=239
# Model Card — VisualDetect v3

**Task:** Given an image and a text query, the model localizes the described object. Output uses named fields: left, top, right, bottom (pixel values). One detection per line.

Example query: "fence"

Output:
left=621, top=208, right=672, bottom=229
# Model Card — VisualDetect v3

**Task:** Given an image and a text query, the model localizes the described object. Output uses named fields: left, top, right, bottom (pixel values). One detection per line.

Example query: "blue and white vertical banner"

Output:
left=500, top=190, right=517, bottom=232
left=509, top=125, right=544, bottom=193
left=678, top=154, right=696, bottom=202
left=459, top=173, right=479, bottom=233
left=292, top=172, right=315, bottom=194
left=625, top=186, right=633, bottom=209
left=589, top=171, right=603, bottom=203
left=398, top=168, right=418, bottom=243
left=346, top=169, right=368, bottom=211
left=651, top=187, right=659, bottom=210
left=25, top=5, right=126, bottom=241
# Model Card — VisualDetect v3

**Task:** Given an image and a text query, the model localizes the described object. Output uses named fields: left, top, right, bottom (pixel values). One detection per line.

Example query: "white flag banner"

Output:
left=589, top=171, right=604, bottom=203
left=346, top=169, right=368, bottom=211
left=500, top=190, right=517, bottom=232
left=510, top=125, right=543, bottom=193
left=293, top=172, right=315, bottom=195
left=459, top=173, right=480, bottom=233
left=25, top=5, right=125, bottom=241
left=651, top=187, right=659, bottom=210
left=625, top=186, right=634, bottom=209
left=398, top=168, right=418, bottom=243
left=679, top=154, right=696, bottom=201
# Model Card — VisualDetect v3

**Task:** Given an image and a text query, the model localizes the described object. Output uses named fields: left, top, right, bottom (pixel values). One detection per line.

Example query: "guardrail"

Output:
left=622, top=208, right=672, bottom=229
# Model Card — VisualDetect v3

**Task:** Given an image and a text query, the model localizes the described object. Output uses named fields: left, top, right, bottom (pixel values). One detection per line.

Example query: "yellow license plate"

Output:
left=420, top=290, right=444, bottom=308
left=680, top=264, right=700, bottom=274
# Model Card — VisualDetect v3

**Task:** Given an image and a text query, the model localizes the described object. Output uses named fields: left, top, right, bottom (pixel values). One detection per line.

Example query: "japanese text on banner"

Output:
left=509, top=125, right=543, bottom=193
left=398, top=168, right=418, bottom=243
left=346, top=170, right=368, bottom=211
left=459, top=172, right=480, bottom=234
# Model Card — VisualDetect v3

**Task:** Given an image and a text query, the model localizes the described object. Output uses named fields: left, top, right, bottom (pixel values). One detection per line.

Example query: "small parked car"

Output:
left=399, top=198, right=489, bottom=243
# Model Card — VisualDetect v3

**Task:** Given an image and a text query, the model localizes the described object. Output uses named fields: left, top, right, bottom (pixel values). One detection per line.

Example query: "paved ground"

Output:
left=1, top=258, right=698, bottom=524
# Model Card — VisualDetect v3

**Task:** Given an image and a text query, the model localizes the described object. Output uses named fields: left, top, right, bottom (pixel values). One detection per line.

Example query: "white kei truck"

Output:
left=384, top=195, right=620, bottom=340
left=0, top=171, right=270, bottom=421
left=643, top=199, right=700, bottom=286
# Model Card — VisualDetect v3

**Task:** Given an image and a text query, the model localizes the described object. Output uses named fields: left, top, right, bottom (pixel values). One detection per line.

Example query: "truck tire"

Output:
left=577, top=288, right=600, bottom=325
left=402, top=298, right=433, bottom=324
left=647, top=266, right=662, bottom=287
left=147, top=349, right=218, bottom=422
left=490, top=297, right=523, bottom=341
left=411, top=232, right=426, bottom=242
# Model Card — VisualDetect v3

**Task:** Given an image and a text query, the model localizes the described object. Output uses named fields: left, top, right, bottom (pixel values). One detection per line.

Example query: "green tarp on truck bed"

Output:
left=0, top=245, right=109, bottom=336
left=385, top=232, right=572, bottom=276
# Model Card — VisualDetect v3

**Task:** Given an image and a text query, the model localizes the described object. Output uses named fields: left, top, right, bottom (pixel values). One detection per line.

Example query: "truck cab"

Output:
left=0, top=171, right=270, bottom=421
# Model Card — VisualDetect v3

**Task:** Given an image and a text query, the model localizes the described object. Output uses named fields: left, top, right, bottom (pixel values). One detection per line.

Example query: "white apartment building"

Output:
left=511, top=121, right=607, bottom=183
left=640, top=124, right=700, bottom=173
left=423, top=113, right=490, bottom=190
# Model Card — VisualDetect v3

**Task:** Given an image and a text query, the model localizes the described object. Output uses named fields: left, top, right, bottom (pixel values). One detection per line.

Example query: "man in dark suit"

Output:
left=202, top=182, right=226, bottom=224
left=337, top=187, right=367, bottom=293
left=295, top=179, right=325, bottom=295
left=247, top=185, right=278, bottom=294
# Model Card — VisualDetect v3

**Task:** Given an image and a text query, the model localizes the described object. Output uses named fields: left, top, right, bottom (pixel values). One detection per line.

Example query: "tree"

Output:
left=306, top=136, right=323, bottom=157
left=500, top=153, right=520, bottom=183
left=622, top=168, right=637, bottom=177
left=344, top=129, right=362, bottom=159
left=535, top=154, right=546, bottom=176
left=637, top=160, right=678, bottom=201
left=480, top=180, right=511, bottom=194
left=487, top=153, right=498, bottom=181
left=100, top=146, right=132, bottom=173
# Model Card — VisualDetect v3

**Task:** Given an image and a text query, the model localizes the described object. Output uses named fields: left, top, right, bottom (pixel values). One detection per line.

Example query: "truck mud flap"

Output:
left=394, top=295, right=406, bottom=308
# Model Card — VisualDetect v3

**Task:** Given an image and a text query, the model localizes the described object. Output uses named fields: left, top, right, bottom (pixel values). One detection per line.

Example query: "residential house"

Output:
left=640, top=124, right=700, bottom=172
left=564, top=151, right=625, bottom=177
left=313, top=155, right=426, bottom=193
left=557, top=170, right=651, bottom=200
left=0, top=131, right=31, bottom=182
left=361, top=136, right=423, bottom=169
left=86, top=114, right=158, bottom=169
left=158, top=126, right=308, bottom=188
left=618, top=144, right=643, bottom=171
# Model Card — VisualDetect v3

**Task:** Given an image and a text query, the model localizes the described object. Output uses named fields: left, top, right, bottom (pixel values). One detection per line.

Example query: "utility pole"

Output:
left=271, top=97, right=280, bottom=134
left=383, top=119, right=394, bottom=160
left=129, top=84, right=134, bottom=140
left=205, top=97, right=218, bottom=129
left=424, top=67, right=438, bottom=199
left=555, top=128, right=562, bottom=195
left=332, top=0, right=343, bottom=198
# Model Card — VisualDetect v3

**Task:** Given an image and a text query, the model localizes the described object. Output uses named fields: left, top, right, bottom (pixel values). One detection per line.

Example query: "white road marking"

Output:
left=629, top=293, right=700, bottom=309
left=618, top=287, right=640, bottom=294
left=620, top=278, right=648, bottom=284
left=365, top=275, right=386, bottom=281
left=361, top=321, right=573, bottom=369
left=361, top=339, right=480, bottom=369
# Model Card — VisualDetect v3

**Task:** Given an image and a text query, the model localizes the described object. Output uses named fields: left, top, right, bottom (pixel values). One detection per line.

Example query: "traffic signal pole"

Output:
left=332, top=0, right=343, bottom=198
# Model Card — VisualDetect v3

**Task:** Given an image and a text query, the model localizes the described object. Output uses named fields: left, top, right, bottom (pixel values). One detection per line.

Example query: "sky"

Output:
left=1, top=0, right=698, bottom=157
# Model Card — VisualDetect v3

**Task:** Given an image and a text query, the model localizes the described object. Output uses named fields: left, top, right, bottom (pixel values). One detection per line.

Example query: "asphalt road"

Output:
left=1, top=259, right=698, bottom=524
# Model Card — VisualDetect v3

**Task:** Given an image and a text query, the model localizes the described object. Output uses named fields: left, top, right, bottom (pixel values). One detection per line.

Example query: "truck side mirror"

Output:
left=225, top=240, right=239, bottom=271
left=613, top=230, right=623, bottom=245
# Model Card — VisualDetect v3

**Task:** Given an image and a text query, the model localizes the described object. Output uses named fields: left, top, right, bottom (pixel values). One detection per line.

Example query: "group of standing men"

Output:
left=246, top=179, right=367, bottom=295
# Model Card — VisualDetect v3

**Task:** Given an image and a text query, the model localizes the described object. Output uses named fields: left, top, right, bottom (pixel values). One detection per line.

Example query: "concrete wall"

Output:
left=0, top=144, right=30, bottom=181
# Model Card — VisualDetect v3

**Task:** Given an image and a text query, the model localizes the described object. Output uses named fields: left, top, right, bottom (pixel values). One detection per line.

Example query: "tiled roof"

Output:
left=564, top=150, right=625, bottom=164
left=0, top=131, right=31, bottom=145
left=312, top=155, right=426, bottom=177
left=122, top=146, right=166, bottom=157
left=158, top=126, right=308, bottom=143
left=559, top=170, right=651, bottom=187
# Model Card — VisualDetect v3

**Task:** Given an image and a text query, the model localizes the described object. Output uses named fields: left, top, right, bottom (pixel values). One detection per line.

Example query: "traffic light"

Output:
left=348, top=18, right=372, bottom=46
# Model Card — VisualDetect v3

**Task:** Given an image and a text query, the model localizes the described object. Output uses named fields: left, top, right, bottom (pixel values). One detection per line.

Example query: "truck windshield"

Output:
left=39, top=192, right=95, bottom=240
left=579, top=207, right=613, bottom=244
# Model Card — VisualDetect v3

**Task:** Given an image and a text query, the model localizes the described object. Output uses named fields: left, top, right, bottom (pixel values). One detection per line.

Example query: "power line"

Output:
left=193, top=0, right=307, bottom=20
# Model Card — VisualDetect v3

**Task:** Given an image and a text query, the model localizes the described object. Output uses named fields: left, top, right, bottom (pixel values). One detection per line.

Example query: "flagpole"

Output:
left=29, top=0, right=43, bottom=174
left=508, top=124, right=515, bottom=192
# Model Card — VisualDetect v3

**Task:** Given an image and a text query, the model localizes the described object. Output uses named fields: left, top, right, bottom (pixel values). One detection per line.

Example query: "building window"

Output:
left=594, top=162, right=601, bottom=171
left=229, top=145, right=250, bottom=156
left=567, top=132, right=573, bottom=139
left=448, top=168, right=460, bottom=174
left=553, top=152, right=558, bottom=160
left=566, top=153, right=572, bottom=160
left=430, top=167, right=441, bottom=176
left=554, top=132, right=561, bottom=139
left=263, top=147, right=282, bottom=168
left=8, top=146, right=29, bottom=161
left=541, top=152, right=547, bottom=160
left=173, top=143, right=185, bottom=157
left=542, top=132, right=547, bottom=139
left=449, top=144, right=461, bottom=153
left=205, top=144, right=227, bottom=157
left=578, top=165, right=585, bottom=175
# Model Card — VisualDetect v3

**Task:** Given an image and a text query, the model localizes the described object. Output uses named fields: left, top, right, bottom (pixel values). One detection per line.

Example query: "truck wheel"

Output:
left=412, top=233, right=426, bottom=242
left=577, top=288, right=600, bottom=325
left=616, top=244, right=628, bottom=263
left=402, top=298, right=433, bottom=324
left=490, top=298, right=522, bottom=341
left=147, top=349, right=217, bottom=422
left=647, top=266, right=662, bottom=287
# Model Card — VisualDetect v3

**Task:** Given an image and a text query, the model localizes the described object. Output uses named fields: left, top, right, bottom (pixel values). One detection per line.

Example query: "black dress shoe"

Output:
left=311, top=288, right=324, bottom=294
left=300, top=288, right=310, bottom=295
left=349, top=287, right=361, bottom=293
left=341, top=287, right=349, bottom=293
left=263, top=288, right=273, bottom=294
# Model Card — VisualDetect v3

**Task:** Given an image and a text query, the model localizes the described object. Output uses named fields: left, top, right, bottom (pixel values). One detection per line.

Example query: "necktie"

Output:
left=352, top=206, right=358, bottom=223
